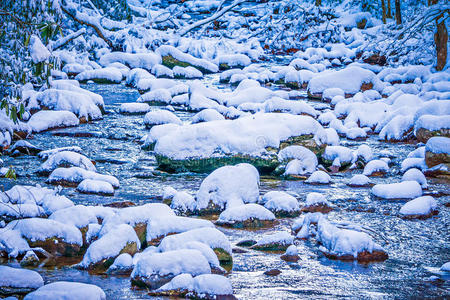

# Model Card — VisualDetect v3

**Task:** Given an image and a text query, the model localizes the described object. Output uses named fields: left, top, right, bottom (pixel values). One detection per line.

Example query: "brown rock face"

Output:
left=324, top=250, right=388, bottom=263
left=264, top=269, right=282, bottom=276
left=425, top=151, right=450, bottom=168
left=416, top=128, right=450, bottom=143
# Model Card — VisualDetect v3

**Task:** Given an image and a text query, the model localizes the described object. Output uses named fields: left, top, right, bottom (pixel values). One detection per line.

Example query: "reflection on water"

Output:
left=0, top=80, right=448, bottom=299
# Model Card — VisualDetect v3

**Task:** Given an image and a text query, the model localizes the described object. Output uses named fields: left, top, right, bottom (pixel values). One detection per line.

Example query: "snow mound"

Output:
left=371, top=181, right=422, bottom=199
left=305, top=171, right=331, bottom=184
left=24, top=281, right=106, bottom=300
left=27, top=110, right=79, bottom=133
left=143, top=110, right=182, bottom=127
left=399, top=196, right=437, bottom=218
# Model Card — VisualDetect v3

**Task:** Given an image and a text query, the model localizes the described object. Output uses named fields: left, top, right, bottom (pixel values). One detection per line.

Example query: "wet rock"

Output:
left=6, top=140, right=42, bottom=156
left=280, top=245, right=299, bottom=262
left=363, top=53, right=387, bottom=66
left=250, top=232, right=294, bottom=252
left=302, top=192, right=333, bottom=213
left=232, top=247, right=248, bottom=254
left=106, top=253, right=134, bottom=276
left=20, top=250, right=40, bottom=267
left=104, top=201, right=136, bottom=208
left=415, top=127, right=450, bottom=144
left=236, top=240, right=257, bottom=247
left=264, top=269, right=281, bottom=276
left=324, top=250, right=389, bottom=263
left=424, top=137, right=450, bottom=169
left=216, top=204, right=277, bottom=229
left=423, top=163, right=450, bottom=178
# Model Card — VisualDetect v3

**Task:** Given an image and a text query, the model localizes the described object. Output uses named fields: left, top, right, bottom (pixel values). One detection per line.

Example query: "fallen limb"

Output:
left=50, top=28, right=86, bottom=51
left=178, top=0, right=248, bottom=36
left=60, top=2, right=115, bottom=49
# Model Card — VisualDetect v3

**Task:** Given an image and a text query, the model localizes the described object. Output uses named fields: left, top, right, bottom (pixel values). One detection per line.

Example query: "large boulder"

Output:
left=0, top=266, right=43, bottom=296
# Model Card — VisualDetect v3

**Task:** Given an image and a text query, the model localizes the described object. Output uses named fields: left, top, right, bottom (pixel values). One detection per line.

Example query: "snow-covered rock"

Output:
left=77, top=179, right=115, bottom=196
left=0, top=266, right=43, bottom=295
left=143, top=110, right=182, bottom=128
left=27, top=110, right=79, bottom=133
left=251, top=231, right=294, bottom=251
left=216, top=204, right=276, bottom=228
left=347, top=174, right=372, bottom=187
left=261, top=191, right=300, bottom=217
left=47, top=167, right=119, bottom=188
left=38, top=151, right=96, bottom=175
left=363, top=159, right=389, bottom=176
left=305, top=171, right=331, bottom=184
left=119, top=103, right=150, bottom=115
left=24, top=281, right=106, bottom=300
left=401, top=168, right=428, bottom=189
left=371, top=181, right=422, bottom=199
left=399, top=196, right=438, bottom=219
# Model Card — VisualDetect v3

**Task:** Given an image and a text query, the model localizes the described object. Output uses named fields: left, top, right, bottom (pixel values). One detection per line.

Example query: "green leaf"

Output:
left=5, top=166, right=16, bottom=180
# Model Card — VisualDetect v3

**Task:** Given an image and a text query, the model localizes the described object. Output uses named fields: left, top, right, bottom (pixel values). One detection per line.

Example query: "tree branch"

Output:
left=178, top=0, right=248, bottom=36
left=49, top=28, right=86, bottom=51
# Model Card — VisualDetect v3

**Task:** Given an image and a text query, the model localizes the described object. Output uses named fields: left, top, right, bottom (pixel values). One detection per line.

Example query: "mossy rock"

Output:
left=156, top=153, right=280, bottom=174
left=214, top=247, right=233, bottom=271
left=86, top=241, right=138, bottom=274
left=279, top=135, right=324, bottom=155
left=215, top=218, right=277, bottom=229
left=250, top=243, right=291, bottom=252
left=285, top=81, right=300, bottom=89
left=133, top=222, right=147, bottom=248
left=162, top=55, right=213, bottom=74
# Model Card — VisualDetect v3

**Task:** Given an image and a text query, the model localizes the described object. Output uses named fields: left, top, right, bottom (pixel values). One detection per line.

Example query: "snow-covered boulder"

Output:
left=154, top=113, right=325, bottom=174
left=425, top=137, right=450, bottom=169
left=77, top=179, right=115, bottom=196
left=0, top=266, right=43, bottom=296
left=146, top=216, right=214, bottom=245
left=119, top=103, right=150, bottom=115
left=302, top=192, right=333, bottom=213
left=250, top=231, right=294, bottom=251
left=173, top=66, right=203, bottom=79
left=401, top=168, right=428, bottom=189
left=131, top=249, right=211, bottom=289
left=195, top=164, right=259, bottom=214
left=158, top=227, right=232, bottom=266
left=27, top=110, right=79, bottom=133
left=191, top=109, right=225, bottom=123
left=414, top=115, right=450, bottom=143
left=107, top=253, right=134, bottom=275
left=317, top=218, right=388, bottom=262
left=280, top=245, right=300, bottom=262
left=150, top=273, right=234, bottom=299
left=24, top=281, right=106, bottom=300
left=347, top=174, right=372, bottom=187
left=37, top=151, right=96, bottom=176
left=215, top=54, right=251, bottom=70
left=261, top=191, right=300, bottom=217
left=371, top=181, right=422, bottom=199
left=4, top=218, right=82, bottom=256
left=363, top=160, right=389, bottom=176
left=305, top=171, right=331, bottom=184
left=78, top=224, right=140, bottom=273
left=49, top=205, right=97, bottom=240
left=75, top=67, right=123, bottom=84
left=99, top=52, right=161, bottom=70
left=278, top=145, right=318, bottom=176
left=47, top=167, right=119, bottom=188
left=216, top=204, right=276, bottom=229
left=399, top=196, right=438, bottom=219
left=143, top=110, right=182, bottom=128
left=307, top=66, right=384, bottom=98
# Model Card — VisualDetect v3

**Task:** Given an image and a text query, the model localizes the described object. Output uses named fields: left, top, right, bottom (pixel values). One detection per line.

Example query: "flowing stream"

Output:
left=1, top=71, right=449, bottom=299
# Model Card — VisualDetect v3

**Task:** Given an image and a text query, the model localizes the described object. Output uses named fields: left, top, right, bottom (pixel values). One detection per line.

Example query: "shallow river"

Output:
left=1, top=74, right=449, bottom=299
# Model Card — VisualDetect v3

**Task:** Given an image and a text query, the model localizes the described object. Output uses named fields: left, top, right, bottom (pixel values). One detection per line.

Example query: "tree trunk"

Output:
left=395, top=0, right=402, bottom=25
left=387, top=0, right=392, bottom=18
left=434, top=11, right=448, bottom=71
left=315, top=0, right=321, bottom=7
left=381, top=0, right=387, bottom=24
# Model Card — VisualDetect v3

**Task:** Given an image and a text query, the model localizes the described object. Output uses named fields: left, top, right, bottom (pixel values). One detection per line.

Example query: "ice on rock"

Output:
left=371, top=181, right=422, bottom=199
left=347, top=174, right=372, bottom=187
left=131, top=249, right=211, bottom=289
left=47, top=167, right=119, bottom=188
left=399, top=196, right=437, bottom=219
left=363, top=160, right=389, bottom=176
left=261, top=191, right=300, bottom=216
left=401, top=168, right=428, bottom=189
left=38, top=151, right=95, bottom=175
left=79, top=224, right=140, bottom=270
left=27, top=110, right=79, bottom=133
left=146, top=216, right=213, bottom=244
left=24, top=281, right=106, bottom=300
left=196, top=164, right=260, bottom=212
left=119, top=103, right=150, bottom=115
left=251, top=231, right=294, bottom=251
left=143, top=110, right=182, bottom=128
left=305, top=171, right=331, bottom=184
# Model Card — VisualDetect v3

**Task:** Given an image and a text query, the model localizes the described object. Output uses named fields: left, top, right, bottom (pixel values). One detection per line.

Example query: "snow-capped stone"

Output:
left=401, top=168, right=428, bottom=189
left=261, top=191, right=300, bottom=217
left=27, top=110, right=79, bottom=133
left=363, top=160, right=389, bottom=176
left=0, top=266, right=44, bottom=295
left=47, top=167, right=119, bottom=188
left=24, top=281, right=106, bottom=300
left=305, top=171, right=331, bottom=184
left=251, top=232, right=294, bottom=251
left=38, top=151, right=96, bottom=175
left=216, top=204, right=276, bottom=228
left=119, top=103, right=150, bottom=115
left=399, top=196, right=438, bottom=219
left=143, top=110, right=182, bottom=128
left=371, top=181, right=422, bottom=199
left=77, top=179, right=115, bottom=196
left=131, top=249, right=211, bottom=289
left=302, top=192, right=332, bottom=213
left=347, top=174, right=372, bottom=187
